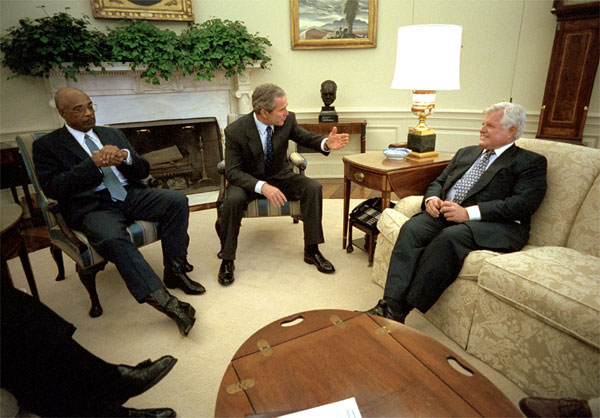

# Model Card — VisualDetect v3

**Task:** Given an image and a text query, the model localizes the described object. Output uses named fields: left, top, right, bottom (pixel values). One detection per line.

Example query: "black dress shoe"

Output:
left=163, top=256, right=205, bottom=295
left=145, top=289, right=196, bottom=336
left=117, top=407, right=177, bottom=417
left=218, top=259, right=234, bottom=286
left=304, top=250, right=335, bottom=274
left=519, top=397, right=592, bottom=418
left=115, top=355, right=177, bottom=403
left=363, top=299, right=409, bottom=324
left=182, top=257, right=193, bottom=273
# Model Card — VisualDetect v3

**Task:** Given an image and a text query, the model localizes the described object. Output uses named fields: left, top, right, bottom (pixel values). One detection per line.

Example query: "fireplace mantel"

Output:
left=46, top=62, right=259, bottom=130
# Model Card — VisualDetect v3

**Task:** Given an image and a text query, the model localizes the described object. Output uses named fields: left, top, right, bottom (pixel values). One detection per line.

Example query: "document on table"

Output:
left=279, top=397, right=362, bottom=418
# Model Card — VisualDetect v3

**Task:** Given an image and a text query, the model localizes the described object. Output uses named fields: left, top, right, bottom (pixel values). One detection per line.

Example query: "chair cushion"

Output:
left=478, top=246, right=600, bottom=348
left=245, top=198, right=302, bottom=218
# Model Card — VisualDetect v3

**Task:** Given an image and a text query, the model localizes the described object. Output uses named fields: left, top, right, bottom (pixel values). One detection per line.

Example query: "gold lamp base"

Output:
left=407, top=90, right=438, bottom=157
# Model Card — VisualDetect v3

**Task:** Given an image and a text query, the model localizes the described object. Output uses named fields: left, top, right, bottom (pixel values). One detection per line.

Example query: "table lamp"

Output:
left=391, top=24, right=462, bottom=161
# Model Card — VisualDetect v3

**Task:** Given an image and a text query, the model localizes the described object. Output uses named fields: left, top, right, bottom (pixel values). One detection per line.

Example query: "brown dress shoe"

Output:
left=519, top=397, right=592, bottom=417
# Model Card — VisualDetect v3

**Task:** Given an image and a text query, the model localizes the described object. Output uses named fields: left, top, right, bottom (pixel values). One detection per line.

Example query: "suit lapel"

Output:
left=465, top=144, right=518, bottom=199
left=242, top=116, right=265, bottom=171
left=57, top=126, right=89, bottom=161
left=447, top=147, right=482, bottom=186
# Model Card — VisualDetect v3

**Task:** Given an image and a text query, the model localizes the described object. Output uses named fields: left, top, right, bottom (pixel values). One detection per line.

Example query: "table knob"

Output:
left=354, top=172, right=365, bottom=182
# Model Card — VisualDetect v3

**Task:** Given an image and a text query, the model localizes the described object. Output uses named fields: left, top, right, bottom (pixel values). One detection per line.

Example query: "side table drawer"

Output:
left=346, top=164, right=386, bottom=190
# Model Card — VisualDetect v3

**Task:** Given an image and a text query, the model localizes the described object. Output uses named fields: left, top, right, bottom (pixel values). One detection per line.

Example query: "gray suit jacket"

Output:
left=424, top=144, right=547, bottom=251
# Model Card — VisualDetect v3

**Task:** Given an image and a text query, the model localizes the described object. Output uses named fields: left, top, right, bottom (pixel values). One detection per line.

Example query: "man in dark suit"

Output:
left=33, top=87, right=203, bottom=336
left=364, top=102, right=547, bottom=323
left=218, top=83, right=349, bottom=285
left=1, top=283, right=177, bottom=417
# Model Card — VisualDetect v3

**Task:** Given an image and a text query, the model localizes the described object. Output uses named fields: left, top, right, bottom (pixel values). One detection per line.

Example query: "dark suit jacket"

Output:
left=424, top=144, right=547, bottom=251
left=33, top=126, right=150, bottom=226
left=223, top=111, right=326, bottom=193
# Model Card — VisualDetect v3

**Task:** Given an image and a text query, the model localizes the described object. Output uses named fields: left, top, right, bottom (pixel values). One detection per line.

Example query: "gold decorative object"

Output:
left=90, top=0, right=194, bottom=22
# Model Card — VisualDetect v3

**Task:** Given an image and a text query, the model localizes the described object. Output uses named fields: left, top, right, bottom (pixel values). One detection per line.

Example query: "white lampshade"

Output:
left=391, top=24, right=462, bottom=91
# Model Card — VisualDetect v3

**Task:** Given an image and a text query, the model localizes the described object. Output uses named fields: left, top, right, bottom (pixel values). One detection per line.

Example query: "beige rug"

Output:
left=6, top=199, right=525, bottom=417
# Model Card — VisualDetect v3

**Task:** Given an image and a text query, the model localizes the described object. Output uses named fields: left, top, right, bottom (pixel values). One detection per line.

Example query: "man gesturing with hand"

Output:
left=218, top=83, right=349, bottom=285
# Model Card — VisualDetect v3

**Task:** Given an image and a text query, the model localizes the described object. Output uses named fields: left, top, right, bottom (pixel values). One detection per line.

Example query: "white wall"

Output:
left=1, top=0, right=599, bottom=178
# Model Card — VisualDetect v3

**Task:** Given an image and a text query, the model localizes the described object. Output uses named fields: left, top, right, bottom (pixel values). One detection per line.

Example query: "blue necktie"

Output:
left=265, top=126, right=274, bottom=170
left=452, top=150, right=494, bottom=204
left=84, top=134, right=127, bottom=201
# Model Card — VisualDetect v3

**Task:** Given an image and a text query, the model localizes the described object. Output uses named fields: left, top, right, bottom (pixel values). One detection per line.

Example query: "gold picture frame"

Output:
left=90, top=0, right=194, bottom=22
left=290, top=0, right=377, bottom=50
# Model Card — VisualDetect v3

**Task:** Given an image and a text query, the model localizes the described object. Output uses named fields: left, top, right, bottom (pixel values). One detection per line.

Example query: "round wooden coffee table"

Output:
left=215, top=309, right=520, bottom=417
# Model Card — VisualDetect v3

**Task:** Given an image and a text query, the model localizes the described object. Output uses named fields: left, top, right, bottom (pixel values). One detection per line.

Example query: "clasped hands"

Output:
left=426, top=197, right=470, bottom=223
left=91, top=145, right=127, bottom=167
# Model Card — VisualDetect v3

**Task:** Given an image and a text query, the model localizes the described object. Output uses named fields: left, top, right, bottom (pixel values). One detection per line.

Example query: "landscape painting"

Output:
left=290, top=0, right=378, bottom=49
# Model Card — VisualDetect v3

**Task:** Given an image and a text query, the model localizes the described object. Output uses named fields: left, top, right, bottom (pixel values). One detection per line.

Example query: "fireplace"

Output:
left=110, top=117, right=223, bottom=208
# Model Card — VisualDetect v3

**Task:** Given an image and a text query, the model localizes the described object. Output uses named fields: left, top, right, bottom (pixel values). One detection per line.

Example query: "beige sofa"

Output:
left=371, top=137, right=600, bottom=399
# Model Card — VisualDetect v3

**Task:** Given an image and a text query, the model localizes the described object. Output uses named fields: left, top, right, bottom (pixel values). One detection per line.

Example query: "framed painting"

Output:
left=290, top=0, right=378, bottom=50
left=90, top=0, right=194, bottom=22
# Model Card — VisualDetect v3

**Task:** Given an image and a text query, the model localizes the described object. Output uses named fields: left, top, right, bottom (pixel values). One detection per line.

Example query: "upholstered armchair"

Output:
left=16, top=133, right=161, bottom=318
left=214, top=115, right=306, bottom=253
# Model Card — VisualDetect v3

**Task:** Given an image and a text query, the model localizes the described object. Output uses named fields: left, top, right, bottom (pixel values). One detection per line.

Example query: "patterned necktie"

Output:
left=265, top=126, right=274, bottom=170
left=84, top=134, right=127, bottom=201
left=451, top=150, right=494, bottom=204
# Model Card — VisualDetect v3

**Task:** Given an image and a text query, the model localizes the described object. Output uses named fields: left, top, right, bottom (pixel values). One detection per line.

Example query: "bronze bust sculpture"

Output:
left=319, top=80, right=338, bottom=122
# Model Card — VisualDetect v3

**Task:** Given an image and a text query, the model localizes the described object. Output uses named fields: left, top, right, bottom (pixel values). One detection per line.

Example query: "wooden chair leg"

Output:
left=76, top=262, right=107, bottom=318
left=50, top=245, right=65, bottom=281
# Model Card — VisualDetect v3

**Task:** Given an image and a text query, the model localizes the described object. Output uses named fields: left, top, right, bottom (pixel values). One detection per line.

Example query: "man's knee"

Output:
left=222, top=186, right=247, bottom=211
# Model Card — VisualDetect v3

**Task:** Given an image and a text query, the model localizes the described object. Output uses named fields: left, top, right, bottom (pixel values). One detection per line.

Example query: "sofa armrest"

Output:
left=393, top=195, right=423, bottom=217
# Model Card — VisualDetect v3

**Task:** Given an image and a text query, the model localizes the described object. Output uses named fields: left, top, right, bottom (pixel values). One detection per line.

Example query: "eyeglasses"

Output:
left=62, top=103, right=98, bottom=115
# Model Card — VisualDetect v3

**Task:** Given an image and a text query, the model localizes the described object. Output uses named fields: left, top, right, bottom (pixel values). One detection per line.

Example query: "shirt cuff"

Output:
left=321, top=137, right=331, bottom=153
left=255, top=180, right=266, bottom=194
left=466, top=205, right=481, bottom=221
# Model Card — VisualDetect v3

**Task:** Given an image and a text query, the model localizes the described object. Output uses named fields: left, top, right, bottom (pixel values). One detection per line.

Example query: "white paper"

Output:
left=279, top=397, right=362, bottom=418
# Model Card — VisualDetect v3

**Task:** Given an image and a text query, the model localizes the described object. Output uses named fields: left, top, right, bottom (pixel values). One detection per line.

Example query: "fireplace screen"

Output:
left=110, top=117, right=223, bottom=207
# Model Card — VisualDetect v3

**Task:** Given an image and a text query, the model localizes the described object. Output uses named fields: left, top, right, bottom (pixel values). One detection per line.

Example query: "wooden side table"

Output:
left=215, top=309, right=520, bottom=417
left=1, top=203, right=39, bottom=299
left=298, top=118, right=367, bottom=153
left=343, top=152, right=453, bottom=262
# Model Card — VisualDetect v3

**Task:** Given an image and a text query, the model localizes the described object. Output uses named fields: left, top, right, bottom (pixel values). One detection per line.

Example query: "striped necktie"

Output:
left=84, top=134, right=127, bottom=201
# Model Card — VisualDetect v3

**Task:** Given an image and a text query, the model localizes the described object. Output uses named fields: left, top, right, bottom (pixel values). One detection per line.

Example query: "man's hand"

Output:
left=91, top=145, right=127, bottom=167
left=425, top=197, right=443, bottom=218
left=261, top=183, right=287, bottom=207
left=325, top=126, right=349, bottom=150
left=439, top=201, right=470, bottom=223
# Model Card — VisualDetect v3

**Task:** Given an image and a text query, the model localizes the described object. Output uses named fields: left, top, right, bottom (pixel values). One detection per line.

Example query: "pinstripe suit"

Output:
left=384, top=144, right=547, bottom=312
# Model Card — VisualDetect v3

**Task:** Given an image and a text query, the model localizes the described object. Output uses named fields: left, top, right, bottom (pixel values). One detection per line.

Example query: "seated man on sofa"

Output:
left=363, top=102, right=547, bottom=323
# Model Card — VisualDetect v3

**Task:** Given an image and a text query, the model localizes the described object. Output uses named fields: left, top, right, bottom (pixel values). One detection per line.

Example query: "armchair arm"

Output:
left=289, top=152, right=307, bottom=172
left=47, top=201, right=89, bottom=253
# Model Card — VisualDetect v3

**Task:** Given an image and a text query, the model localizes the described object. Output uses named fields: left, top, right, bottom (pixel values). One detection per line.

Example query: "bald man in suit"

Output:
left=217, top=83, right=349, bottom=285
left=33, top=87, right=202, bottom=336
left=364, top=102, right=547, bottom=323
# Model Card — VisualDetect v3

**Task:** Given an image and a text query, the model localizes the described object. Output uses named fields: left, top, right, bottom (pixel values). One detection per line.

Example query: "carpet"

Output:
left=6, top=199, right=525, bottom=417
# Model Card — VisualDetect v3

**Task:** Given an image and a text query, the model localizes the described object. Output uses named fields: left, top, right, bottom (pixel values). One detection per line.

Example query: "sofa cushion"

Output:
left=516, top=138, right=600, bottom=249
left=478, top=246, right=600, bottom=348
left=567, top=175, right=600, bottom=257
